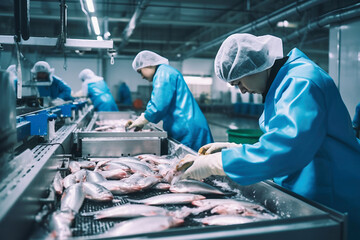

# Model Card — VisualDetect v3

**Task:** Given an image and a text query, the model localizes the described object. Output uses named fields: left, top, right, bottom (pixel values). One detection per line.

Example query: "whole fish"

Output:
left=69, top=161, right=81, bottom=173
left=211, top=205, right=278, bottom=219
left=97, top=180, right=142, bottom=194
left=78, top=160, right=96, bottom=170
left=83, top=182, right=114, bottom=202
left=94, top=204, right=168, bottom=219
left=63, top=174, right=77, bottom=189
left=201, top=215, right=257, bottom=226
left=170, top=179, right=224, bottom=195
left=49, top=210, right=74, bottom=239
left=152, top=182, right=171, bottom=190
left=192, top=199, right=265, bottom=212
left=86, top=171, right=106, bottom=183
left=128, top=193, right=205, bottom=205
left=53, top=171, right=63, bottom=195
left=137, top=175, right=160, bottom=189
left=137, top=154, right=172, bottom=165
left=97, top=169, right=129, bottom=180
left=95, top=160, right=130, bottom=172
left=73, top=169, right=87, bottom=182
left=119, top=161, right=155, bottom=176
left=61, top=183, right=85, bottom=213
left=99, top=216, right=183, bottom=238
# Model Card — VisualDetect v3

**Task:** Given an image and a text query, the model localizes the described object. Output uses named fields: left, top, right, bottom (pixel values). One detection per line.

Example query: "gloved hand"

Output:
left=125, top=113, right=149, bottom=131
left=198, top=142, right=242, bottom=155
left=51, top=98, right=65, bottom=106
left=181, top=152, right=226, bottom=181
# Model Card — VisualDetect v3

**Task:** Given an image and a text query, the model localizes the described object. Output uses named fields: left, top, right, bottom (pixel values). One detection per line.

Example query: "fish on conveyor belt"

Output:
left=170, top=179, right=225, bottom=195
left=137, top=175, right=160, bottom=189
left=86, top=171, right=106, bottom=183
left=49, top=210, right=74, bottom=239
left=97, top=169, right=129, bottom=180
left=83, top=182, right=114, bottom=202
left=94, top=125, right=116, bottom=131
left=69, top=161, right=81, bottom=173
left=152, top=182, right=171, bottom=190
left=94, top=160, right=130, bottom=172
left=136, top=154, right=173, bottom=165
left=97, top=216, right=183, bottom=238
left=53, top=171, right=63, bottom=195
left=78, top=160, right=96, bottom=170
left=63, top=174, right=77, bottom=189
left=200, top=215, right=258, bottom=226
left=210, top=204, right=278, bottom=219
left=97, top=180, right=142, bottom=194
left=192, top=198, right=266, bottom=211
left=93, top=204, right=168, bottom=219
left=61, top=183, right=85, bottom=213
left=128, top=193, right=206, bottom=205
left=73, top=169, right=87, bottom=182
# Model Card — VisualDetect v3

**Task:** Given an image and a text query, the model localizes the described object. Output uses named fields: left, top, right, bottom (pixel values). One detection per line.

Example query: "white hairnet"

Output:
left=214, top=33, right=283, bottom=82
left=31, top=61, right=54, bottom=74
left=78, top=68, right=95, bottom=82
left=132, top=50, right=169, bottom=71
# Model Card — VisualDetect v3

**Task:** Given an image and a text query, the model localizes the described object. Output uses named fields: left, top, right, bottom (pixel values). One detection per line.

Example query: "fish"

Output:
left=128, top=193, right=206, bottom=205
left=137, top=154, right=173, bottom=165
left=69, top=161, right=81, bottom=173
left=97, top=169, right=129, bottom=180
left=95, top=160, right=130, bottom=172
left=200, top=215, right=257, bottom=226
left=192, top=199, right=265, bottom=211
left=49, top=210, right=74, bottom=239
left=97, top=180, right=142, bottom=194
left=63, top=174, right=77, bottom=189
left=98, top=216, right=183, bottom=238
left=53, top=171, right=63, bottom=195
left=94, top=125, right=115, bottom=131
left=137, top=175, right=160, bottom=189
left=93, top=204, right=168, bottom=219
left=78, top=160, right=96, bottom=170
left=86, top=171, right=107, bottom=183
left=60, top=183, right=85, bottom=213
left=152, top=182, right=171, bottom=190
left=73, top=169, right=87, bottom=182
left=83, top=182, right=114, bottom=202
left=170, top=179, right=225, bottom=195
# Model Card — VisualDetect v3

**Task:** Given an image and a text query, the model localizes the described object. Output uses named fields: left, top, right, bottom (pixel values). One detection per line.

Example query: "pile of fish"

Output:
left=47, top=154, right=278, bottom=239
left=94, top=120, right=152, bottom=132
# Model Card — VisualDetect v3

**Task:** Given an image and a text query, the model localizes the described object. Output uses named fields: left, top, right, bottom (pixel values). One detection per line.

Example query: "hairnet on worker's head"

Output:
left=31, top=61, right=54, bottom=74
left=132, top=50, right=169, bottom=71
left=214, top=33, right=283, bottom=82
left=78, top=68, right=95, bottom=82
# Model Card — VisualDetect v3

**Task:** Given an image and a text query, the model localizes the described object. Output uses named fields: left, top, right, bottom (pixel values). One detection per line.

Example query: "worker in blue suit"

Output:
left=353, top=102, right=360, bottom=138
left=181, top=34, right=360, bottom=240
left=118, top=82, right=132, bottom=105
left=78, top=68, right=118, bottom=112
left=31, top=61, right=73, bottom=102
left=126, top=50, right=213, bottom=151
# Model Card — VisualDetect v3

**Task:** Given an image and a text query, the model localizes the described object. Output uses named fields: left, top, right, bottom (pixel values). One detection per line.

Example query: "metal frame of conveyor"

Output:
left=0, top=105, right=93, bottom=240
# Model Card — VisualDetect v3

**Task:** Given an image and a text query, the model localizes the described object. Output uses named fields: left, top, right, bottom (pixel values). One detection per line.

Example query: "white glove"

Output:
left=125, top=113, right=149, bottom=131
left=181, top=152, right=226, bottom=181
left=198, top=142, right=242, bottom=155
left=51, top=98, right=65, bottom=106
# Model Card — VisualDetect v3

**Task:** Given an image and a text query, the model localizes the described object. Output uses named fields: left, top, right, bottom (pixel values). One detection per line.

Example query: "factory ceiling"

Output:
left=0, top=0, right=359, bottom=62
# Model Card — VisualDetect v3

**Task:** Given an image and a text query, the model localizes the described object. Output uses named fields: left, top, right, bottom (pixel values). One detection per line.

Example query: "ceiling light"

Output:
left=91, top=16, right=100, bottom=35
left=276, top=20, right=297, bottom=28
left=86, top=0, right=95, bottom=13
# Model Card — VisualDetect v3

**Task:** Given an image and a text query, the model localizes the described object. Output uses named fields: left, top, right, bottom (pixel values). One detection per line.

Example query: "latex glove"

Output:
left=51, top=98, right=65, bottom=106
left=181, top=152, right=226, bottom=181
left=198, top=142, right=242, bottom=155
left=125, top=113, right=149, bottom=131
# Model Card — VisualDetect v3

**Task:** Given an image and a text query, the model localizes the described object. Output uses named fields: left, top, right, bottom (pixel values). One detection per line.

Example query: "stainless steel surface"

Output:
left=81, top=137, right=162, bottom=157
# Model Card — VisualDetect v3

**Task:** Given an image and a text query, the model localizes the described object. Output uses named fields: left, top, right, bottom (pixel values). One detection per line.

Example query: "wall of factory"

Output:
left=329, top=19, right=360, bottom=120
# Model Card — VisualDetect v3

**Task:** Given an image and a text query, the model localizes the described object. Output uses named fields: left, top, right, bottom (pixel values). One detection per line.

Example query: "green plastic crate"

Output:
left=227, top=129, right=263, bottom=144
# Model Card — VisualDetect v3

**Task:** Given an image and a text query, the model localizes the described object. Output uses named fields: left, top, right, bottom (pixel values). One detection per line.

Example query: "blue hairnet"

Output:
left=214, top=34, right=283, bottom=82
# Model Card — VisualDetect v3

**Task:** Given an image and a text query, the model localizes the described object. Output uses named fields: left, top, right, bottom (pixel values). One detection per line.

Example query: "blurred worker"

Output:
left=78, top=68, right=118, bottom=112
left=126, top=50, right=213, bottom=151
left=31, top=61, right=73, bottom=103
left=118, top=81, right=132, bottom=105
left=6, top=64, right=17, bottom=93
left=181, top=34, right=360, bottom=239
left=353, top=102, right=360, bottom=138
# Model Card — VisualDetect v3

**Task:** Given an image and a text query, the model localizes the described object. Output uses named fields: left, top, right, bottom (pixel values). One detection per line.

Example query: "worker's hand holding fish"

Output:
left=179, top=152, right=226, bottom=181
left=198, top=142, right=242, bottom=155
left=125, top=113, right=149, bottom=131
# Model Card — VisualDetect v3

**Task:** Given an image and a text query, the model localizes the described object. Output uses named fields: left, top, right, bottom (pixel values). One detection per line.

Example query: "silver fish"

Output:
left=95, top=160, right=130, bottom=172
left=73, top=169, right=87, bottom=182
left=97, top=180, right=142, bottom=194
left=137, top=175, right=160, bottom=189
left=61, top=183, right=85, bottom=213
left=97, top=169, right=129, bottom=180
left=128, top=193, right=206, bottom=205
left=83, top=182, right=114, bottom=202
left=53, top=171, right=63, bottom=195
left=201, top=215, right=257, bottom=226
left=170, top=179, right=224, bottom=195
left=192, top=199, right=265, bottom=211
left=86, top=171, right=107, bottom=183
left=152, top=182, right=171, bottom=190
left=63, top=174, right=77, bottom=189
left=78, top=160, right=96, bottom=170
left=94, top=204, right=168, bottom=219
left=49, top=210, right=74, bottom=240
left=69, top=161, right=81, bottom=173
left=99, top=216, right=183, bottom=238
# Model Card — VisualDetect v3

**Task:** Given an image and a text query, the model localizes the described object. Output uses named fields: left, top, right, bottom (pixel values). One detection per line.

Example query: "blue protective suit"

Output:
left=222, top=48, right=360, bottom=239
left=118, top=83, right=132, bottom=105
left=353, top=102, right=360, bottom=128
left=144, top=64, right=213, bottom=151
left=87, top=80, right=118, bottom=112
left=37, top=75, right=73, bottom=101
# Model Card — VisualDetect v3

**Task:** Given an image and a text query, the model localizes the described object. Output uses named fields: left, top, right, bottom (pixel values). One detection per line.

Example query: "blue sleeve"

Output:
left=55, top=78, right=73, bottom=101
left=222, top=78, right=327, bottom=185
left=353, top=103, right=360, bottom=128
left=144, top=68, right=176, bottom=123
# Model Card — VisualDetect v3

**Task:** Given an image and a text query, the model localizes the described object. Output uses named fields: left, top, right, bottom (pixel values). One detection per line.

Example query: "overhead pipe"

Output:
left=117, top=0, right=150, bottom=53
left=180, top=0, right=327, bottom=59
left=283, top=3, right=360, bottom=43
